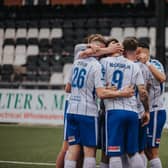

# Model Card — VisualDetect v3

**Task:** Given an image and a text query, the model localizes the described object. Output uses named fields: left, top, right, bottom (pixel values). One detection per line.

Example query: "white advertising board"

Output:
left=0, top=89, right=66, bottom=125
left=0, top=89, right=167, bottom=127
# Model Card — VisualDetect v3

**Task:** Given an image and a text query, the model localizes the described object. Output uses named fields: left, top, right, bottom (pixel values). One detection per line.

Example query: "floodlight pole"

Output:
left=155, top=0, right=166, bottom=68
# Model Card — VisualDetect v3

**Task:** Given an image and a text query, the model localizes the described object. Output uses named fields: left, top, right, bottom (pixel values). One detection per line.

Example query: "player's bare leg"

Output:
left=145, top=147, right=162, bottom=168
left=64, top=144, right=81, bottom=168
left=83, top=146, right=96, bottom=168
left=76, top=150, right=84, bottom=168
left=56, top=140, right=68, bottom=168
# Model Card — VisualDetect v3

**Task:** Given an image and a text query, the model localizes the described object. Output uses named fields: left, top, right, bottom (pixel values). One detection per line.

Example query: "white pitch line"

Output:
left=0, top=160, right=100, bottom=167
left=0, top=160, right=55, bottom=166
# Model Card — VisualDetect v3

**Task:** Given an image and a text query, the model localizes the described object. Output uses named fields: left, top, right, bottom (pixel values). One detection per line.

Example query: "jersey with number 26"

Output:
left=100, top=55, right=144, bottom=113
left=67, top=57, right=104, bottom=117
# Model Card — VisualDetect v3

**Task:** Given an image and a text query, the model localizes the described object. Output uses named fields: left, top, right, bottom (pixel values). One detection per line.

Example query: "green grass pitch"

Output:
left=0, top=124, right=167, bottom=168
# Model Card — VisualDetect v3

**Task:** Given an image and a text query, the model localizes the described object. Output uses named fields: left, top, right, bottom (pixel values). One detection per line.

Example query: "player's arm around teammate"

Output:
left=65, top=65, right=135, bottom=168
left=79, top=42, right=123, bottom=58
left=65, top=35, right=135, bottom=168
left=80, top=37, right=142, bottom=168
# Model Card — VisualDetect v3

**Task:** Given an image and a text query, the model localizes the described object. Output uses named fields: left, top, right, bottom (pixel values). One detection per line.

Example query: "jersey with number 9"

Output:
left=100, top=55, right=145, bottom=113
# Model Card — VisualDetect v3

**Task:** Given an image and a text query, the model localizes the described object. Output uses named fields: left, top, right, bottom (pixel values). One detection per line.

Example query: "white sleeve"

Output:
left=74, top=44, right=87, bottom=61
left=135, top=65, right=145, bottom=86
left=93, top=63, right=104, bottom=88
left=151, top=59, right=165, bottom=73
left=142, top=64, right=151, bottom=83
left=100, top=58, right=107, bottom=86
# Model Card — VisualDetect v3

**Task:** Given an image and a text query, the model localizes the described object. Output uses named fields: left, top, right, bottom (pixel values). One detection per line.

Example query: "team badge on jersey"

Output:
left=68, top=136, right=76, bottom=143
left=156, top=138, right=161, bottom=144
left=108, top=146, right=121, bottom=152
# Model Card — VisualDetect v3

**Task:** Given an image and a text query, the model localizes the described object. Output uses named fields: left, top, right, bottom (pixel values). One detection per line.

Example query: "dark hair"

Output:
left=138, top=38, right=150, bottom=49
left=86, top=34, right=107, bottom=45
left=122, top=36, right=138, bottom=51
left=122, top=37, right=138, bottom=51
left=106, top=38, right=119, bottom=46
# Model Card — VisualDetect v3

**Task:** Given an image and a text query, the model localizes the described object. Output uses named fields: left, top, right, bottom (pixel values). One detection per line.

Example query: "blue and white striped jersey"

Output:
left=67, top=57, right=104, bottom=117
left=74, top=44, right=87, bottom=61
left=100, top=55, right=145, bottom=113
left=135, top=62, right=151, bottom=118
left=148, top=59, right=165, bottom=112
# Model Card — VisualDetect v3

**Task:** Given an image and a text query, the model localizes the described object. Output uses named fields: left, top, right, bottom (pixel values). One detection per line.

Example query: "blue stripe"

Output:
left=92, top=87, right=96, bottom=100
left=160, top=83, right=163, bottom=94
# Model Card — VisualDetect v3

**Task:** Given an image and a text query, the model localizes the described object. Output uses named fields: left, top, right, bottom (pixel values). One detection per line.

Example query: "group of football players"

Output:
left=56, top=34, right=166, bottom=168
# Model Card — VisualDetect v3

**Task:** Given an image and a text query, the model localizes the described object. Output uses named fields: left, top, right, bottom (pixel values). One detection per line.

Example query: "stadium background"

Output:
left=0, top=0, right=167, bottom=167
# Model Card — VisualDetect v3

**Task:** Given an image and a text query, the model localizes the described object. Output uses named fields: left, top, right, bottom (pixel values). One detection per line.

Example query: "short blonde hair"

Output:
left=86, top=34, right=107, bottom=45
